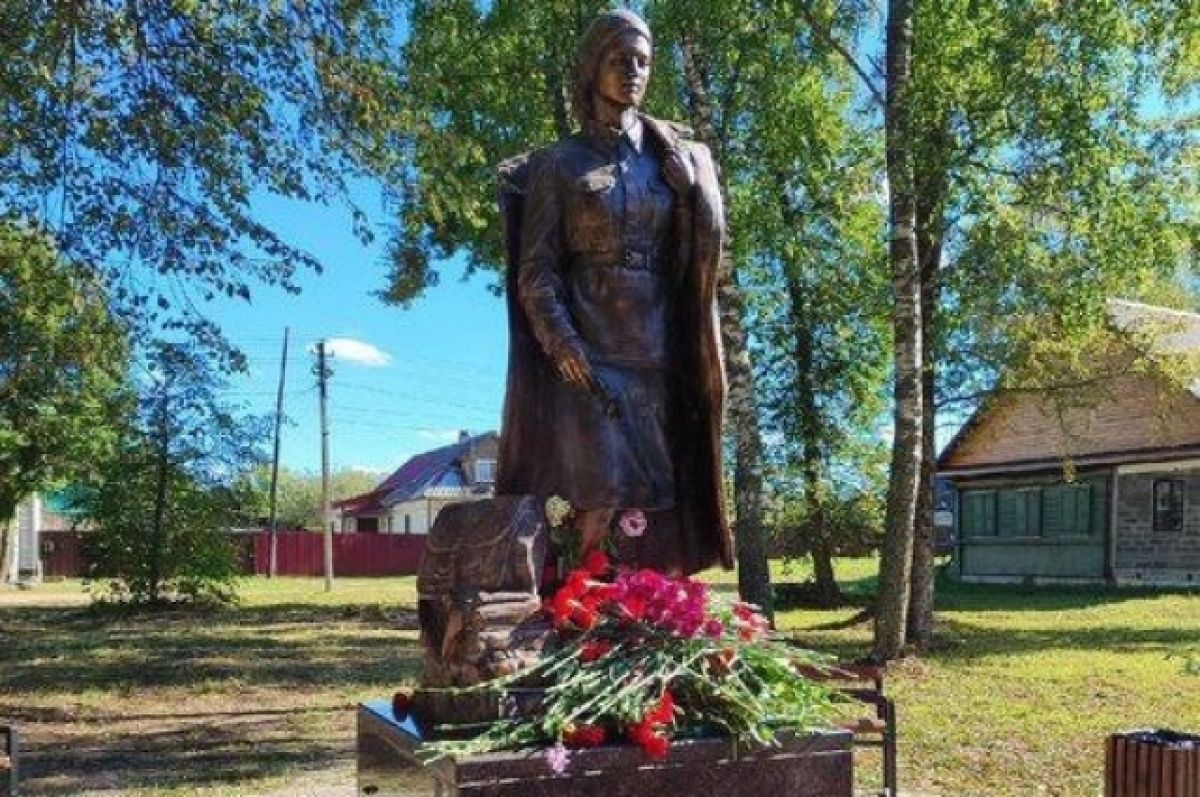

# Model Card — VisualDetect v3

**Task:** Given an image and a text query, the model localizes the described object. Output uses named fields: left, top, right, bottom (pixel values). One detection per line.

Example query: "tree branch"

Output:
left=795, top=0, right=885, bottom=108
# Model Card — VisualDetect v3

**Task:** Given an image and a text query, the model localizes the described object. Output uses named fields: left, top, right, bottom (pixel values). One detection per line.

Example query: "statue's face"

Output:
left=592, top=31, right=651, bottom=110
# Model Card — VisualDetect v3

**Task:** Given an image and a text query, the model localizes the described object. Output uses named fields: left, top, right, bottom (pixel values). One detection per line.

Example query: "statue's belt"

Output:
left=571, top=249, right=667, bottom=273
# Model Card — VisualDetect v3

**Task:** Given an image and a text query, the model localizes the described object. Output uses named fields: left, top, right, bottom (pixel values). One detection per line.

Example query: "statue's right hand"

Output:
left=553, top=345, right=600, bottom=393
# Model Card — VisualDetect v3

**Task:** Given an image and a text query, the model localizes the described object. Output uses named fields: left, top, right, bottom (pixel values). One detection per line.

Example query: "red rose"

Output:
left=564, top=724, right=607, bottom=747
left=620, top=595, right=648, bottom=621
left=570, top=603, right=599, bottom=630
left=645, top=691, right=676, bottom=726
left=579, top=639, right=613, bottom=663
left=582, top=549, right=611, bottom=576
left=640, top=731, right=670, bottom=760
left=627, top=721, right=670, bottom=760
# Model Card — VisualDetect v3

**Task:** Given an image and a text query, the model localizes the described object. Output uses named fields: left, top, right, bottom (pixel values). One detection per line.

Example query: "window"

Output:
left=1042, top=483, right=1092, bottom=537
left=404, top=514, right=412, bottom=534
left=960, top=491, right=997, bottom=538
left=475, top=458, right=497, bottom=484
left=1153, top=479, right=1185, bottom=532
left=997, top=488, right=1040, bottom=537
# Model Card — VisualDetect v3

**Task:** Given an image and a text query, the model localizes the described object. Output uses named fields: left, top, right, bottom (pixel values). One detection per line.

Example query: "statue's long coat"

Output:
left=495, top=115, right=732, bottom=575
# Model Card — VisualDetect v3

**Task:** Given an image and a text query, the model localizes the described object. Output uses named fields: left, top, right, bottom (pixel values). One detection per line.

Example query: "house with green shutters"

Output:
left=938, top=300, right=1200, bottom=587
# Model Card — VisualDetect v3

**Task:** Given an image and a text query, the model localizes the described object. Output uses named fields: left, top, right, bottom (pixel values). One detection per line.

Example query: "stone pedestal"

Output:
left=356, top=701, right=854, bottom=797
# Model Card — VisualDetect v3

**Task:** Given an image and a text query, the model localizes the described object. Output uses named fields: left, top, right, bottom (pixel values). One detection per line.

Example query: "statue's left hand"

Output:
left=663, top=147, right=696, bottom=195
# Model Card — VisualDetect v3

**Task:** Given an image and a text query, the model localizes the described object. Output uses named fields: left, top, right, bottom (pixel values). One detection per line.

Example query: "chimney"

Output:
left=458, top=429, right=471, bottom=444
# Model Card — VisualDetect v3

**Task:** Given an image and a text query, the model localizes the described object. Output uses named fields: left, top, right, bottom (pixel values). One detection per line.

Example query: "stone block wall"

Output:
left=1114, top=469, right=1200, bottom=585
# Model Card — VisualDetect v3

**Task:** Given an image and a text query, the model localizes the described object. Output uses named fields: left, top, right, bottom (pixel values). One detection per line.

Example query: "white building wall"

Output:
left=10, top=495, right=43, bottom=583
left=389, top=500, right=435, bottom=534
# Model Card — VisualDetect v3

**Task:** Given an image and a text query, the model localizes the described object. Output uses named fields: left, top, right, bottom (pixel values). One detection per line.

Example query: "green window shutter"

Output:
left=997, top=490, right=1020, bottom=537
left=962, top=493, right=981, bottom=537
left=1026, top=488, right=1042, bottom=537
left=999, top=488, right=1042, bottom=537
left=962, top=490, right=997, bottom=538
left=1042, top=483, right=1093, bottom=536
left=1091, top=479, right=1109, bottom=536
left=1071, top=483, right=1092, bottom=535
left=1042, top=486, right=1066, bottom=537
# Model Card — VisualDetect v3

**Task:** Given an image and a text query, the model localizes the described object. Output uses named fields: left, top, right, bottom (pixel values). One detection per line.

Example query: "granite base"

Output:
left=356, top=700, right=853, bottom=797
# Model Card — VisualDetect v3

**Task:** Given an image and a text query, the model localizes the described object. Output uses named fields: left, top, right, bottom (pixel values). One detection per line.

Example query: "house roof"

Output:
left=334, top=431, right=498, bottom=514
left=938, top=299, right=1200, bottom=476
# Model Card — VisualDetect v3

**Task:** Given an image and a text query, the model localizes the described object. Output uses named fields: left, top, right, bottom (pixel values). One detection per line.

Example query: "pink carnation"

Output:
left=618, top=509, right=648, bottom=538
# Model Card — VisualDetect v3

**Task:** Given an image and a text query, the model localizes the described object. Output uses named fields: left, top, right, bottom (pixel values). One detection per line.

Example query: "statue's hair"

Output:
left=572, top=9, right=652, bottom=128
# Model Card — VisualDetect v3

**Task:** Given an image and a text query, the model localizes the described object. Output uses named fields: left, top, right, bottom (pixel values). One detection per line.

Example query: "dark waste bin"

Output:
left=1, top=724, right=16, bottom=797
left=1106, top=729, right=1200, bottom=797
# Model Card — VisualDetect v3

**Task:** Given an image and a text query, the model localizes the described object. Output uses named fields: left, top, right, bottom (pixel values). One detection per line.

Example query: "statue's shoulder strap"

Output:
left=641, top=115, right=698, bottom=151
left=498, top=151, right=532, bottom=210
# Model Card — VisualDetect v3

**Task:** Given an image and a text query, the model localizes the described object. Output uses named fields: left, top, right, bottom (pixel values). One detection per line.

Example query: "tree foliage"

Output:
left=917, top=0, right=1199, bottom=409
left=669, top=0, right=891, bottom=604
left=0, top=224, right=127, bottom=579
left=77, top=343, right=267, bottom=604
left=240, top=465, right=384, bottom=530
left=0, top=0, right=401, bottom=349
left=81, top=445, right=247, bottom=605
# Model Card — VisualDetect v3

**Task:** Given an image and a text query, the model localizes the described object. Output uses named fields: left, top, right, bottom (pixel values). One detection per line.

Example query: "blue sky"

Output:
left=206, top=186, right=508, bottom=476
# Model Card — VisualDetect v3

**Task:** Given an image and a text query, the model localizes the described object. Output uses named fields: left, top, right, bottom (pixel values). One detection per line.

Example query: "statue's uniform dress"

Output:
left=516, top=120, right=677, bottom=512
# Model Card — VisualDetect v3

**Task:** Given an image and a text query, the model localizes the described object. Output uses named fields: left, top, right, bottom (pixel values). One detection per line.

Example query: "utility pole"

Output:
left=267, top=326, right=289, bottom=578
left=317, top=340, right=334, bottom=592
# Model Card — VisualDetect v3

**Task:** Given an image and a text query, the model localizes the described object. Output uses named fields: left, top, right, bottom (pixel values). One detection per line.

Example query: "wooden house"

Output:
left=334, top=431, right=499, bottom=535
left=938, top=300, right=1200, bottom=586
left=5, top=493, right=84, bottom=583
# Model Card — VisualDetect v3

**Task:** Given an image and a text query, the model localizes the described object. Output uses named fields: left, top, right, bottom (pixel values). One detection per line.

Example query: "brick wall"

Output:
left=1115, top=469, right=1200, bottom=585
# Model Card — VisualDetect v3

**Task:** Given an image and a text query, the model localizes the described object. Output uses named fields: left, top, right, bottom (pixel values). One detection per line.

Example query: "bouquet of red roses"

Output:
left=420, top=549, right=833, bottom=772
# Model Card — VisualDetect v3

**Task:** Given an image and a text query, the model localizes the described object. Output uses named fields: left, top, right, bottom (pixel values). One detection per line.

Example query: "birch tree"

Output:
left=873, top=0, right=922, bottom=661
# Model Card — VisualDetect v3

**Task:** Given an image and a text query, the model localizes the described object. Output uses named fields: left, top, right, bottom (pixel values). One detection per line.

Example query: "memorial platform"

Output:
left=356, top=700, right=853, bottom=797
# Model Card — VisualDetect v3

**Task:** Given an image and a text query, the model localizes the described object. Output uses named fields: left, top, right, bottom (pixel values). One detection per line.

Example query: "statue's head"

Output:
left=573, top=9, right=652, bottom=126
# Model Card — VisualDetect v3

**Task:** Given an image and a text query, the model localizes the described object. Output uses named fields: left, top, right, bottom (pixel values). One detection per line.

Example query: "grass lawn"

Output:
left=2, top=562, right=1197, bottom=796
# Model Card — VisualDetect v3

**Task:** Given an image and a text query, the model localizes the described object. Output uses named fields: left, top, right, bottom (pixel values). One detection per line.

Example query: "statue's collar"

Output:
left=584, top=117, right=644, bottom=155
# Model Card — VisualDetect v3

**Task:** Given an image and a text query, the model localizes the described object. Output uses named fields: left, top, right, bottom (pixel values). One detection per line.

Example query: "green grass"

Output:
left=2, top=562, right=1197, bottom=796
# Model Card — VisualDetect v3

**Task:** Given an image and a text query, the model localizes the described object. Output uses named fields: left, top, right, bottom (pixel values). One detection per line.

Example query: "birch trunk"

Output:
left=907, top=113, right=952, bottom=646
left=680, top=35, right=773, bottom=619
left=908, top=198, right=944, bottom=645
left=874, top=0, right=923, bottom=661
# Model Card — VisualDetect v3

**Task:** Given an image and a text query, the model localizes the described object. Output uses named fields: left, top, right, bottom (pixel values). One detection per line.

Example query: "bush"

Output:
left=769, top=489, right=884, bottom=560
left=79, top=444, right=240, bottom=606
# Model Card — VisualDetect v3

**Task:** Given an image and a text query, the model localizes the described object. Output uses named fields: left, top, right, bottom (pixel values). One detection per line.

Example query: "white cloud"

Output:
left=416, top=429, right=463, bottom=443
left=321, top=337, right=392, bottom=367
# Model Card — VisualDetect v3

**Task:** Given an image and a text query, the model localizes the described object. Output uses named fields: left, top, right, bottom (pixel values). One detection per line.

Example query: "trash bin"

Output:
left=1, top=724, right=16, bottom=797
left=1106, top=729, right=1200, bottom=797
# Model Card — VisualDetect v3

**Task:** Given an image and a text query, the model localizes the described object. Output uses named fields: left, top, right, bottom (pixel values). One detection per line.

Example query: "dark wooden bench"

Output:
left=1, top=723, right=17, bottom=797
left=798, top=662, right=898, bottom=797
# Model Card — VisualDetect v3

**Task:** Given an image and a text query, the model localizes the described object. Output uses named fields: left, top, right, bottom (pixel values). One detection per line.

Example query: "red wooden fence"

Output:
left=33, top=529, right=426, bottom=579
left=40, top=530, right=86, bottom=578
left=250, top=531, right=427, bottom=577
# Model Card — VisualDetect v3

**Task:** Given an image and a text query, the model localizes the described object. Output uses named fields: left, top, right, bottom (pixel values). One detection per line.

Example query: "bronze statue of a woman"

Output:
left=496, top=10, right=731, bottom=576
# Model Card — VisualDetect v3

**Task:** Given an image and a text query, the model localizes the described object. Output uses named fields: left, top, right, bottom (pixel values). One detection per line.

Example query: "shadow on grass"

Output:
left=1, top=600, right=426, bottom=794
left=0, top=602, right=422, bottom=695
left=927, top=616, right=1200, bottom=662
left=935, top=577, right=1200, bottom=613
left=782, top=565, right=1200, bottom=615
left=18, top=713, right=354, bottom=795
